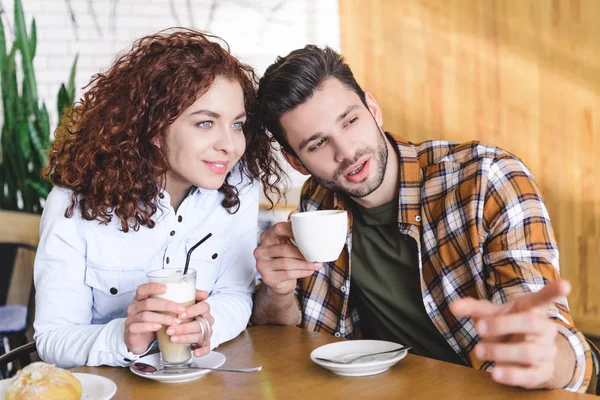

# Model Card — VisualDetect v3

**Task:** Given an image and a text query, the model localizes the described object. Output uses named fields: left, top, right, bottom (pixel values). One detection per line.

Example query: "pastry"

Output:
left=5, top=361, right=82, bottom=400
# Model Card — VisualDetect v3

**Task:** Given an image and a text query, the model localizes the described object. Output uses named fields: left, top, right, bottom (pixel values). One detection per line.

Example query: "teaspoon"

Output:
left=131, top=361, right=263, bottom=374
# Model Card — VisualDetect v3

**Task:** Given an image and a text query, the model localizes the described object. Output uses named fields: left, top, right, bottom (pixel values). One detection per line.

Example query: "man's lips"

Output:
left=344, top=157, right=370, bottom=178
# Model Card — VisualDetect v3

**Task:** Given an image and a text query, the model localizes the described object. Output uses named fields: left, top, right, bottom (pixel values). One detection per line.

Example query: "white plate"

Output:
left=310, top=340, right=408, bottom=376
left=0, top=372, right=117, bottom=400
left=129, top=351, right=226, bottom=383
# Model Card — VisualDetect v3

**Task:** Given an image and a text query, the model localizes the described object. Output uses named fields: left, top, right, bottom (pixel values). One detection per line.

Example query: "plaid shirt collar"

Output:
left=332, top=132, right=423, bottom=227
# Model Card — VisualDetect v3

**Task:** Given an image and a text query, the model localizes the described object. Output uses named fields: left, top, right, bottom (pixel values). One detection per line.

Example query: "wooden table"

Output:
left=73, top=326, right=595, bottom=399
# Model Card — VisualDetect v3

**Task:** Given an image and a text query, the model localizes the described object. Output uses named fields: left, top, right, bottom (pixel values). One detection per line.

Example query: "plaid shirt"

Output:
left=296, top=133, right=592, bottom=392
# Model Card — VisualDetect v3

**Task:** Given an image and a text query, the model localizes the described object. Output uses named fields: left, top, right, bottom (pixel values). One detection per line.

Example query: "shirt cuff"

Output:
left=112, top=318, right=156, bottom=367
left=556, top=323, right=592, bottom=392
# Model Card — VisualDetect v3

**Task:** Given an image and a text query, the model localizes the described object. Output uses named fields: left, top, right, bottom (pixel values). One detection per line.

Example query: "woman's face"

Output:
left=164, top=76, right=247, bottom=192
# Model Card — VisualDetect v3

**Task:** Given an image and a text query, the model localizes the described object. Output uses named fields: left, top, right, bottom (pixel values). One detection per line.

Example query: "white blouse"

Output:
left=33, top=172, right=258, bottom=368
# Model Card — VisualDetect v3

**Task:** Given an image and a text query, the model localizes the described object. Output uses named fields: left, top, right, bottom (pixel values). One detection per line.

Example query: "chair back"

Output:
left=0, top=210, right=40, bottom=308
left=0, top=210, right=41, bottom=378
left=0, top=342, right=37, bottom=379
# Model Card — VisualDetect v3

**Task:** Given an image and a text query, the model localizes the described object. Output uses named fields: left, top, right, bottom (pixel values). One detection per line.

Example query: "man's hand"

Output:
left=254, top=211, right=322, bottom=295
left=251, top=211, right=321, bottom=326
left=450, top=280, right=575, bottom=389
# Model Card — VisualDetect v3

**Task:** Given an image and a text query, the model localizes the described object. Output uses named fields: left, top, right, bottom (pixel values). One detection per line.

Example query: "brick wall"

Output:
left=1, top=0, right=340, bottom=189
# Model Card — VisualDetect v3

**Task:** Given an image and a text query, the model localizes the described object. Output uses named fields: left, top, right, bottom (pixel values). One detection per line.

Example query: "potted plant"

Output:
left=0, top=0, right=77, bottom=301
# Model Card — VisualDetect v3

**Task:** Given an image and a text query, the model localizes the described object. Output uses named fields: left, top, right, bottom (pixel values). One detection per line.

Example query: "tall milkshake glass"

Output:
left=147, top=268, right=197, bottom=366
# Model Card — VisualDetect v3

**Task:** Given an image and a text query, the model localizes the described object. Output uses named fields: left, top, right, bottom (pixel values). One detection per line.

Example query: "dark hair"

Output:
left=44, top=28, right=284, bottom=232
left=257, top=45, right=366, bottom=154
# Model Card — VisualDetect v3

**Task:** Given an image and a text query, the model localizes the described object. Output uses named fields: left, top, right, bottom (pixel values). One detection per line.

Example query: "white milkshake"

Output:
left=147, top=268, right=197, bottom=366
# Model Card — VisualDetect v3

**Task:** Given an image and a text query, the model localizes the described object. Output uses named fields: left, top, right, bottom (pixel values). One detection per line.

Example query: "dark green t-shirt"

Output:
left=350, top=199, right=465, bottom=366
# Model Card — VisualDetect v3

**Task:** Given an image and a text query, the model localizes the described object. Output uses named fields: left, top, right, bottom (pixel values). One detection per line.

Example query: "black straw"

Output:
left=183, top=233, right=212, bottom=275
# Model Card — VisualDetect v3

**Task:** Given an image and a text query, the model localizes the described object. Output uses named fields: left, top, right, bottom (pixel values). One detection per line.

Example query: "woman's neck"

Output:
left=163, top=179, right=190, bottom=213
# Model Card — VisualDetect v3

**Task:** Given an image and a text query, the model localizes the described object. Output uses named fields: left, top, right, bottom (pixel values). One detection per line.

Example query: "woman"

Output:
left=33, top=28, right=283, bottom=368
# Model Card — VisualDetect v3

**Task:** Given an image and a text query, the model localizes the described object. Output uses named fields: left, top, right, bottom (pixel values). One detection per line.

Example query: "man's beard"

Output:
left=309, top=129, right=389, bottom=199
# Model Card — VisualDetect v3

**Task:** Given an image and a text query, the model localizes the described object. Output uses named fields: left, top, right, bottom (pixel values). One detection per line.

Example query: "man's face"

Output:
left=280, top=78, right=388, bottom=199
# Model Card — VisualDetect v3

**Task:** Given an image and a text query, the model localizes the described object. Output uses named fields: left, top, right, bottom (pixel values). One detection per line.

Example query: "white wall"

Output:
left=2, top=0, right=340, bottom=191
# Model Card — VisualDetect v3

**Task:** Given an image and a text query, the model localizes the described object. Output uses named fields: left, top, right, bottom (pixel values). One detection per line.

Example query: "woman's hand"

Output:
left=166, top=290, right=214, bottom=357
left=124, top=283, right=185, bottom=355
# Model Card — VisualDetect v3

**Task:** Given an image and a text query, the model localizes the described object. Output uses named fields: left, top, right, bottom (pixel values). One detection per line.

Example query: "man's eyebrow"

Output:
left=298, top=133, right=323, bottom=151
left=336, top=105, right=360, bottom=123
left=297, top=105, right=360, bottom=151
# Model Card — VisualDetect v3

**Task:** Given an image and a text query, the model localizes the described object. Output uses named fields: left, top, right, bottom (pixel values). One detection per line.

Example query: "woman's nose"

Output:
left=215, top=128, right=236, bottom=154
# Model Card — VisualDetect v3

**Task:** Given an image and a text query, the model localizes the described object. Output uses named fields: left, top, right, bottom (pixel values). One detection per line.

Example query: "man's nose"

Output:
left=333, top=139, right=356, bottom=164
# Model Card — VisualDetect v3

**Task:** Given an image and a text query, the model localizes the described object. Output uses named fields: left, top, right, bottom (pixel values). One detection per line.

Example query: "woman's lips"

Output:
left=204, top=161, right=229, bottom=174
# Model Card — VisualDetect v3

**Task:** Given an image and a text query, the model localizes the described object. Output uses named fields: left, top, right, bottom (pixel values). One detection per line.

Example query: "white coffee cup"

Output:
left=290, top=210, right=348, bottom=262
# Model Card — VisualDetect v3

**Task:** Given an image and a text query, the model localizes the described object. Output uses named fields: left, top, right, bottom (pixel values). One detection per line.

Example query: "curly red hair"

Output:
left=44, top=28, right=284, bottom=232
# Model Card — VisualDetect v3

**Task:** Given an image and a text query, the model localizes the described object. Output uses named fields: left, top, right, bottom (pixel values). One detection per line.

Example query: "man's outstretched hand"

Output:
left=450, top=280, right=575, bottom=389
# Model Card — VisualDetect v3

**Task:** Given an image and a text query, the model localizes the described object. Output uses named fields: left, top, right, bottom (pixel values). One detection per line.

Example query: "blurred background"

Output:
left=1, top=0, right=340, bottom=190
left=0, top=0, right=598, bottom=364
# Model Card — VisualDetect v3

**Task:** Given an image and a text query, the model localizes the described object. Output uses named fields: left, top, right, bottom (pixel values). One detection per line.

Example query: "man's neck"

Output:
left=351, top=135, right=400, bottom=208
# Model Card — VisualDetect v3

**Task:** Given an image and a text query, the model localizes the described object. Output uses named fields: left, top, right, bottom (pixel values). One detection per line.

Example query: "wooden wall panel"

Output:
left=339, top=0, right=600, bottom=335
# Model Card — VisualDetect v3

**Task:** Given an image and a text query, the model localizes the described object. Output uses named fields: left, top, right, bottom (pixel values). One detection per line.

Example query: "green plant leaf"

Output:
left=1, top=124, right=17, bottom=210
left=12, top=122, right=28, bottom=177
left=57, top=83, right=69, bottom=122
left=0, top=11, right=7, bottom=74
left=14, top=0, right=38, bottom=114
left=21, top=74, right=30, bottom=118
left=18, top=120, right=32, bottom=162
left=6, top=134, right=26, bottom=207
left=0, top=0, right=76, bottom=212
left=67, top=54, right=78, bottom=101
left=0, top=162, right=5, bottom=207
left=36, top=103, right=51, bottom=148
left=29, top=18, right=36, bottom=58
left=25, top=179, right=49, bottom=199
left=2, top=46, right=18, bottom=131
left=27, top=119, right=46, bottom=168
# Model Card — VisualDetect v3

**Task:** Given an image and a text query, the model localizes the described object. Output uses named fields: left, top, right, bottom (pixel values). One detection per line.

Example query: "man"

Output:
left=251, top=45, right=595, bottom=393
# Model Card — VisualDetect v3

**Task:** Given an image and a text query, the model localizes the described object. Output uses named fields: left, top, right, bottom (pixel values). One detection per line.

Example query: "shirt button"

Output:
left=178, top=215, right=183, bottom=223
left=159, top=193, right=165, bottom=199
left=415, top=215, right=422, bottom=222
left=211, top=253, right=218, bottom=260
left=110, top=287, right=118, bottom=295
left=166, top=257, right=170, bottom=264
left=334, top=332, right=341, bottom=338
left=340, top=286, right=347, bottom=293
left=170, top=230, right=176, bottom=236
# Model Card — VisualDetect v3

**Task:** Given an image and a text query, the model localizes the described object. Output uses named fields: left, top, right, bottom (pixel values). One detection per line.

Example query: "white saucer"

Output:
left=310, top=340, right=408, bottom=376
left=0, top=372, right=117, bottom=399
left=129, top=351, right=226, bottom=383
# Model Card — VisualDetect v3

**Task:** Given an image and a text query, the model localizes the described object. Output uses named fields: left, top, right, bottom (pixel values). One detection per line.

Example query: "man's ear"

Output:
left=365, top=91, right=384, bottom=128
left=282, top=149, right=310, bottom=175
